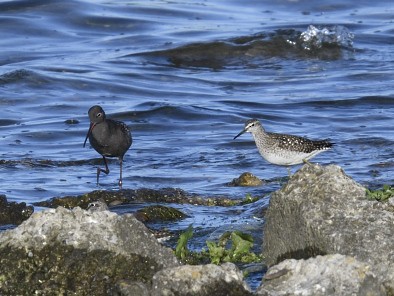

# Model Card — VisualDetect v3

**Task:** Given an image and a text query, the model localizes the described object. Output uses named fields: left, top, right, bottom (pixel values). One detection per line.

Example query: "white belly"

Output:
left=259, top=149, right=324, bottom=166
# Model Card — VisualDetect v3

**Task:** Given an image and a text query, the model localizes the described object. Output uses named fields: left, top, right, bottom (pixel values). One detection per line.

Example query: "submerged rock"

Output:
left=135, top=205, right=188, bottom=222
left=257, top=254, right=383, bottom=296
left=0, top=207, right=179, bottom=294
left=33, top=187, right=241, bottom=209
left=229, top=172, right=264, bottom=187
left=151, top=263, right=253, bottom=296
left=262, top=164, right=394, bottom=294
left=0, top=194, right=33, bottom=225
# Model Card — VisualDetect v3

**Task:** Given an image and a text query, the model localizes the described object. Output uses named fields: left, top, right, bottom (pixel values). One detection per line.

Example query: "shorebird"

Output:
left=83, top=105, right=132, bottom=188
left=87, top=199, right=109, bottom=212
left=234, top=118, right=332, bottom=167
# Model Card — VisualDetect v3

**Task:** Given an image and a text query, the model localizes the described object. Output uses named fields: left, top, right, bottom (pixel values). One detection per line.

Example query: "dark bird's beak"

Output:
left=233, top=129, right=246, bottom=140
left=83, top=122, right=95, bottom=147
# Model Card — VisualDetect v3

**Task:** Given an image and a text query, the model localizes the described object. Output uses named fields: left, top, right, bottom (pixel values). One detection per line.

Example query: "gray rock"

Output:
left=151, top=262, right=253, bottom=296
left=113, top=280, right=150, bottom=296
left=0, top=206, right=179, bottom=294
left=262, top=164, right=394, bottom=294
left=257, top=254, right=384, bottom=296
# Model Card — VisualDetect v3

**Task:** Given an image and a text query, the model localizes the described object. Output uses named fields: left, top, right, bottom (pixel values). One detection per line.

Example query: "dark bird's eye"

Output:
left=96, top=113, right=102, bottom=118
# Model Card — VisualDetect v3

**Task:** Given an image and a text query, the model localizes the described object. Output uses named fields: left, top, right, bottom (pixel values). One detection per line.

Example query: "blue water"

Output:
left=0, top=0, right=393, bottom=289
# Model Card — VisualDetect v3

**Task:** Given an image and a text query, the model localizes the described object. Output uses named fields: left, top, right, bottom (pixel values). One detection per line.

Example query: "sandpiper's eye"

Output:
left=96, top=113, right=102, bottom=118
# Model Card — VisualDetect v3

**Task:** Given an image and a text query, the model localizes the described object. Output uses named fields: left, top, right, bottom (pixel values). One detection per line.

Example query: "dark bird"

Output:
left=83, top=105, right=132, bottom=188
left=234, top=118, right=333, bottom=166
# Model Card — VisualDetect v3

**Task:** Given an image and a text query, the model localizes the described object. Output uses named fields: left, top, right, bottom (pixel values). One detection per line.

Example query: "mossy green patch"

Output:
left=366, top=185, right=394, bottom=202
left=175, top=224, right=194, bottom=261
left=207, top=231, right=262, bottom=264
left=175, top=226, right=262, bottom=265
left=239, top=193, right=260, bottom=205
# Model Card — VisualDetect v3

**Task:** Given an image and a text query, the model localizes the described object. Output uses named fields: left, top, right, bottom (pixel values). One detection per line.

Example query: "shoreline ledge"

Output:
left=0, top=163, right=393, bottom=295
left=0, top=204, right=251, bottom=295
left=258, top=163, right=393, bottom=295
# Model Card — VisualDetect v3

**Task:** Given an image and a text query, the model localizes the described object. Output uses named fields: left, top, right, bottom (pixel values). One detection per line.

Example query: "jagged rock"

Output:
left=0, top=207, right=179, bottom=294
left=262, top=164, right=394, bottom=294
left=0, top=194, right=33, bottom=225
left=257, top=254, right=384, bottom=296
left=229, top=172, right=264, bottom=186
left=0, top=207, right=257, bottom=295
left=151, top=263, right=253, bottom=296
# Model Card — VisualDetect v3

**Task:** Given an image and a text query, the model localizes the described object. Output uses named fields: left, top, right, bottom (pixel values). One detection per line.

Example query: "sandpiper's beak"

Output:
left=233, top=128, right=247, bottom=140
left=83, top=122, right=95, bottom=147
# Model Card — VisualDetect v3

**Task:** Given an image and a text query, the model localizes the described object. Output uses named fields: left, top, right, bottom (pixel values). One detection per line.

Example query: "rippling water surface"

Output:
left=1, top=0, right=393, bottom=288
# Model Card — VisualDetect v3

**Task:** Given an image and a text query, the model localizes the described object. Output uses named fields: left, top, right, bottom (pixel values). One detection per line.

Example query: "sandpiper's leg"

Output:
left=302, top=158, right=312, bottom=165
left=287, top=167, right=292, bottom=178
left=97, top=156, right=110, bottom=185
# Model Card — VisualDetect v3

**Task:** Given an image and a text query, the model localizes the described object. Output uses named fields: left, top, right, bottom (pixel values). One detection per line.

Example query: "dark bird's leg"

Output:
left=97, top=156, right=110, bottom=185
left=118, top=157, right=124, bottom=189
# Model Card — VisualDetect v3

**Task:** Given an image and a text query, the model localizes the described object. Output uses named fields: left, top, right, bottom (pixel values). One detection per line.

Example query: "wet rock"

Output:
left=113, top=280, right=150, bottom=296
left=134, top=205, right=187, bottom=222
left=151, top=263, right=253, bottom=296
left=0, top=207, right=179, bottom=294
left=140, top=29, right=345, bottom=70
left=257, top=254, right=384, bottom=296
left=0, top=194, right=33, bottom=225
left=229, top=172, right=263, bottom=186
left=32, top=189, right=131, bottom=209
left=262, top=163, right=394, bottom=293
left=64, top=118, right=79, bottom=125
left=33, top=187, right=241, bottom=209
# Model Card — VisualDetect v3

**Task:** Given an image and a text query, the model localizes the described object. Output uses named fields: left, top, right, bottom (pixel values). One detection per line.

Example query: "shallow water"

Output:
left=1, top=0, right=393, bottom=289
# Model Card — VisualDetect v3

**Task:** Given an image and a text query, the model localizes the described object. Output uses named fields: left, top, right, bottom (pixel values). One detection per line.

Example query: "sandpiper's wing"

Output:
left=268, top=132, right=332, bottom=153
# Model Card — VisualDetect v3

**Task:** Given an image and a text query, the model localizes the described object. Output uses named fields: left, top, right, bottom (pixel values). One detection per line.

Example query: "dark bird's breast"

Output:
left=89, top=120, right=132, bottom=158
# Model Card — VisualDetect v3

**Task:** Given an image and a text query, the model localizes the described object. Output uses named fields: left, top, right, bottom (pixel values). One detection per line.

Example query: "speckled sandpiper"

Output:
left=83, top=105, right=132, bottom=188
left=234, top=118, right=333, bottom=167
left=87, top=199, right=109, bottom=212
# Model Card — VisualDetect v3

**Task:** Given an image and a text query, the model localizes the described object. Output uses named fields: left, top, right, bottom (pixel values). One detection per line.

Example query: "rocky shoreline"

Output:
left=259, top=164, right=393, bottom=295
left=0, top=164, right=393, bottom=295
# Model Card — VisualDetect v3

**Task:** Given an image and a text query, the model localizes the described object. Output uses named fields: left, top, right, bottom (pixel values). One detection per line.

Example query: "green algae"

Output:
left=207, top=231, right=263, bottom=264
left=174, top=226, right=262, bottom=265
left=175, top=224, right=194, bottom=262
left=366, top=185, right=394, bottom=202
left=239, top=193, right=260, bottom=205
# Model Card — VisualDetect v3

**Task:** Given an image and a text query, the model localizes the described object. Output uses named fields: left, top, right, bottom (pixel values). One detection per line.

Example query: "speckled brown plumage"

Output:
left=234, top=118, right=333, bottom=166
